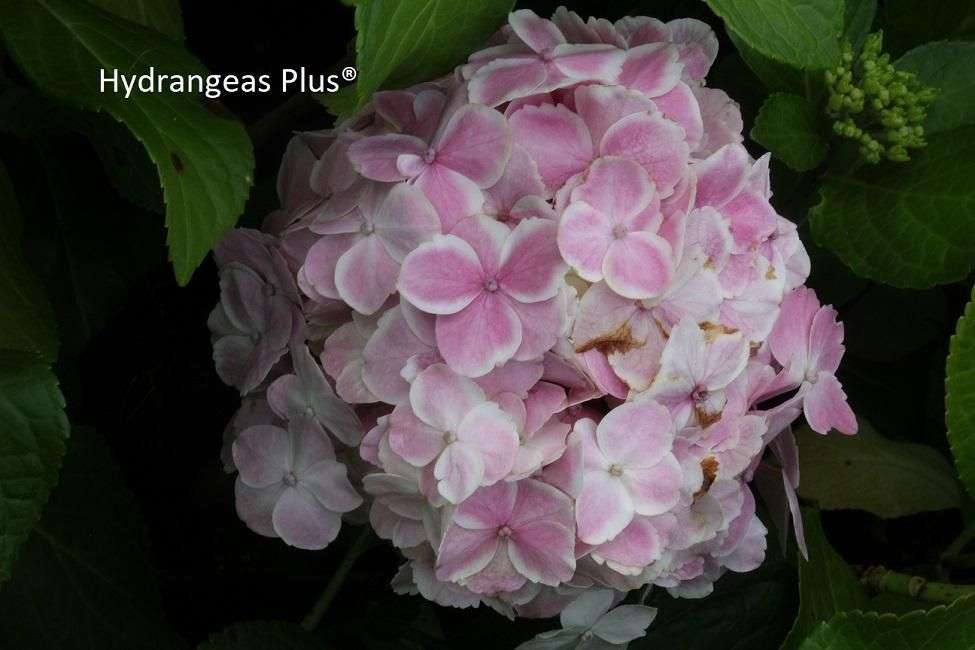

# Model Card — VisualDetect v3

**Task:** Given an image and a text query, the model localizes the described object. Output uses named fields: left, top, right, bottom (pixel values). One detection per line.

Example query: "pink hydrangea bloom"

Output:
left=574, top=401, right=682, bottom=544
left=768, top=287, right=857, bottom=435
left=208, top=5, right=859, bottom=627
left=233, top=416, right=362, bottom=550
left=388, top=364, right=519, bottom=503
left=436, top=478, right=576, bottom=593
left=399, top=216, right=567, bottom=377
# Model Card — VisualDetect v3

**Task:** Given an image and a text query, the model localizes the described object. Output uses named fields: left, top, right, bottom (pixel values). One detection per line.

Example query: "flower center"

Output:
left=443, top=431, right=458, bottom=445
left=581, top=631, right=594, bottom=641
left=360, top=221, right=375, bottom=235
left=262, top=283, right=276, bottom=297
left=422, top=147, right=437, bottom=164
left=282, top=471, right=298, bottom=487
left=608, top=463, right=624, bottom=477
left=484, top=278, right=499, bottom=292
left=612, top=223, right=628, bottom=239
left=692, top=386, right=710, bottom=403
left=305, top=405, right=315, bottom=418
left=498, top=525, right=512, bottom=538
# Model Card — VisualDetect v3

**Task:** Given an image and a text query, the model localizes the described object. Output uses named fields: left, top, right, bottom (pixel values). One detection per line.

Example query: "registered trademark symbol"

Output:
left=342, top=66, right=357, bottom=81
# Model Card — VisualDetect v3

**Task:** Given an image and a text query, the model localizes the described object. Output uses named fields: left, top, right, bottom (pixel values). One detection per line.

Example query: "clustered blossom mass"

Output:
left=210, top=6, right=857, bottom=631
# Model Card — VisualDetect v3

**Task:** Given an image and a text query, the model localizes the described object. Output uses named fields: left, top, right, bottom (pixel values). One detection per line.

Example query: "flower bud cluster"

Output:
left=826, top=31, right=936, bottom=163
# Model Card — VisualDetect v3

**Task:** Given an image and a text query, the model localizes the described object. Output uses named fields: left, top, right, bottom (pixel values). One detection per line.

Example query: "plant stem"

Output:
left=860, top=566, right=975, bottom=605
left=943, top=523, right=975, bottom=561
left=301, top=527, right=373, bottom=631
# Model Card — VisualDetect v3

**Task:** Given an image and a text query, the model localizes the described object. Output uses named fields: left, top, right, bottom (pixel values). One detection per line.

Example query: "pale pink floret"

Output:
left=468, top=9, right=625, bottom=107
left=398, top=216, right=567, bottom=377
left=642, top=318, right=750, bottom=428
left=233, top=416, right=362, bottom=550
left=436, top=478, right=576, bottom=593
left=348, top=104, right=512, bottom=230
left=267, top=344, right=363, bottom=447
left=301, top=183, right=440, bottom=315
left=387, top=364, right=519, bottom=503
left=574, top=401, right=682, bottom=545
left=768, top=287, right=857, bottom=435
left=558, top=157, right=676, bottom=299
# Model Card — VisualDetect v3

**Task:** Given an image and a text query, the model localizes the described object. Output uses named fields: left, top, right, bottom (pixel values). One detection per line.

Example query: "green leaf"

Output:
left=0, top=352, right=68, bottom=584
left=0, top=426, right=185, bottom=648
left=795, top=420, right=960, bottom=518
left=636, top=558, right=798, bottom=649
left=782, top=508, right=870, bottom=650
left=0, top=158, right=58, bottom=361
left=704, top=0, right=843, bottom=70
left=0, top=0, right=254, bottom=285
left=352, top=0, right=514, bottom=108
left=895, top=41, right=975, bottom=136
left=881, top=0, right=975, bottom=57
left=27, top=141, right=165, bottom=357
left=727, top=29, right=805, bottom=94
left=842, top=285, right=946, bottom=361
left=810, top=128, right=975, bottom=288
left=751, top=93, right=829, bottom=171
left=199, top=621, right=321, bottom=650
left=88, top=0, right=184, bottom=41
left=844, top=0, right=877, bottom=52
left=799, top=595, right=975, bottom=649
left=318, top=83, right=359, bottom=121
left=947, top=285, right=975, bottom=500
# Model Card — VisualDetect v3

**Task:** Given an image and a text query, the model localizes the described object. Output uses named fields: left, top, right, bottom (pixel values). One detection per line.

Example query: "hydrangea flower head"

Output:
left=209, top=6, right=859, bottom=643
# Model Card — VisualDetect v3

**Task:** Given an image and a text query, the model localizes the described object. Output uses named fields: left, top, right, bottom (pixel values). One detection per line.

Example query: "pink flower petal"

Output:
left=271, top=487, right=342, bottom=550
left=301, top=234, right=360, bottom=300
left=436, top=525, right=500, bottom=583
left=484, top=145, right=547, bottom=217
left=372, top=183, right=441, bottom=261
left=576, top=471, right=633, bottom=544
left=235, top=480, right=284, bottom=538
left=233, top=425, right=291, bottom=488
left=388, top=403, right=447, bottom=467
left=509, top=520, right=576, bottom=585
left=362, top=307, right=435, bottom=405
left=575, top=84, right=655, bottom=145
left=596, top=401, right=673, bottom=468
left=768, top=286, right=820, bottom=370
left=809, top=305, right=845, bottom=376
left=557, top=201, right=614, bottom=281
left=600, top=111, right=689, bottom=198
left=414, top=165, right=485, bottom=232
left=456, top=402, right=519, bottom=483
left=348, top=133, right=427, bottom=182
left=434, top=104, right=512, bottom=188
left=450, top=214, right=509, bottom=278
left=571, top=156, right=654, bottom=221
left=498, top=218, right=566, bottom=303
left=435, top=442, right=486, bottom=503
left=436, top=292, right=523, bottom=377
left=410, top=363, right=486, bottom=431
left=300, top=459, right=362, bottom=513
left=509, top=103, right=594, bottom=193
left=622, top=454, right=683, bottom=516
left=653, top=81, right=703, bottom=149
left=335, top=235, right=401, bottom=315
left=468, top=57, right=548, bottom=107
left=804, top=373, right=858, bottom=435
left=453, top=480, right=519, bottom=530
left=510, top=9, right=566, bottom=51
left=668, top=18, right=719, bottom=80
left=398, top=234, right=484, bottom=315
left=618, top=43, right=682, bottom=97
left=552, top=44, right=624, bottom=81
left=693, top=143, right=750, bottom=208
left=603, top=232, right=674, bottom=299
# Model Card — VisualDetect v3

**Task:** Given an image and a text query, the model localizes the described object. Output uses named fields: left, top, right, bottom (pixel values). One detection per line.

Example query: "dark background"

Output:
left=0, top=1, right=970, bottom=647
